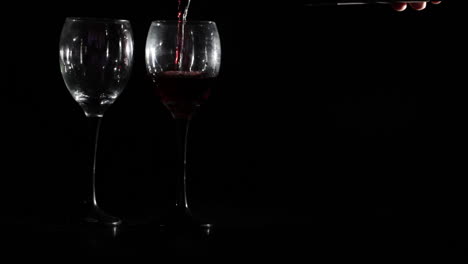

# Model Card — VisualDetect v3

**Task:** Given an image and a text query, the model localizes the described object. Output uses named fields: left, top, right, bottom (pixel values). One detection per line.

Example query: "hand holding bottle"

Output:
left=392, top=1, right=441, bottom=11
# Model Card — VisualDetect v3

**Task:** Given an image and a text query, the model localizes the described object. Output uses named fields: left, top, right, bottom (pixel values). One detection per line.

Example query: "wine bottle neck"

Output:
left=305, top=0, right=429, bottom=6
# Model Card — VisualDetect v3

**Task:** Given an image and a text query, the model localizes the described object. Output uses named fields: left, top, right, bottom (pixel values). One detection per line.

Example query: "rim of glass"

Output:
left=66, top=17, right=130, bottom=23
left=151, top=20, right=216, bottom=25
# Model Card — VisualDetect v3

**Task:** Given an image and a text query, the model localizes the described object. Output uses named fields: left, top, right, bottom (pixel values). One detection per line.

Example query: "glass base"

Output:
left=159, top=222, right=212, bottom=236
left=158, top=207, right=212, bottom=235
left=81, top=204, right=122, bottom=226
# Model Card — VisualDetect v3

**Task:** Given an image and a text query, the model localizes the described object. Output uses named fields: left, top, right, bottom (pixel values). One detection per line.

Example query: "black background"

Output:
left=2, top=0, right=466, bottom=259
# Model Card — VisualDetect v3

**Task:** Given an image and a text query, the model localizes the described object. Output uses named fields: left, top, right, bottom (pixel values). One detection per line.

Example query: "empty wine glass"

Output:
left=59, top=17, right=134, bottom=226
left=145, top=20, right=221, bottom=232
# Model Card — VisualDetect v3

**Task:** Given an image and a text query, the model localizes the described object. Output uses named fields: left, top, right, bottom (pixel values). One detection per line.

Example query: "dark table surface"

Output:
left=3, top=208, right=467, bottom=260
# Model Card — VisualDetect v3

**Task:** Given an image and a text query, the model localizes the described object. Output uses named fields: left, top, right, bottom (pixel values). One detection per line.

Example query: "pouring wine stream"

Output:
left=175, top=0, right=191, bottom=70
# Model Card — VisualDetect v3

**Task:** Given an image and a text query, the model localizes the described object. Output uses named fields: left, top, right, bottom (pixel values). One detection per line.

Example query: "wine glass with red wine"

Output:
left=145, top=20, right=221, bottom=233
left=59, top=17, right=134, bottom=226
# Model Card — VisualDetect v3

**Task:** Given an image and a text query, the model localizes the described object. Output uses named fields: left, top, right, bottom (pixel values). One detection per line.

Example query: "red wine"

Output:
left=152, top=71, right=213, bottom=118
left=175, top=0, right=191, bottom=70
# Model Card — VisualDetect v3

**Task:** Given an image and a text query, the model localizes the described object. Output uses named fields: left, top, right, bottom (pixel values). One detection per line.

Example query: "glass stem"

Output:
left=175, top=117, right=190, bottom=211
left=87, top=116, right=103, bottom=208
